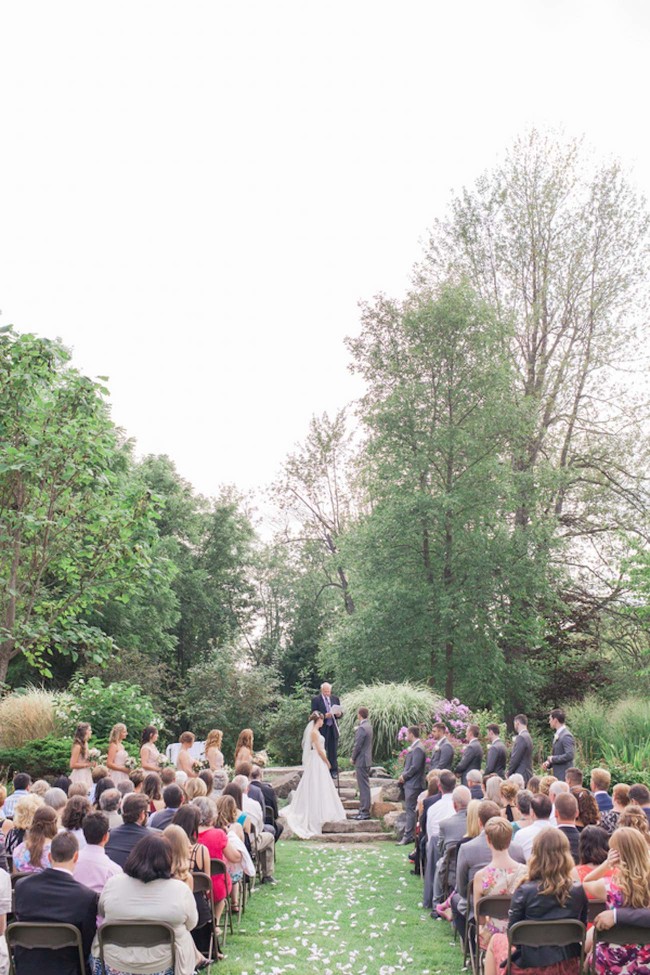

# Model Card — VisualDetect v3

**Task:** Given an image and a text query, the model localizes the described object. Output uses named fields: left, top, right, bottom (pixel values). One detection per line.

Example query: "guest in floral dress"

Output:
left=12, top=806, right=59, bottom=874
left=477, top=817, right=526, bottom=975
left=584, top=826, right=650, bottom=974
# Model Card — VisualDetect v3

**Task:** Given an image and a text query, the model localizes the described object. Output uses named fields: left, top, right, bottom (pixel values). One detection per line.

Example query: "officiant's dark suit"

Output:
left=311, top=687, right=342, bottom=776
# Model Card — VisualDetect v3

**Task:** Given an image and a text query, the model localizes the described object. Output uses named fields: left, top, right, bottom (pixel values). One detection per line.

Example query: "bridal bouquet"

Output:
left=88, top=748, right=101, bottom=762
left=157, top=756, right=175, bottom=770
left=124, top=756, right=138, bottom=771
left=252, top=750, right=269, bottom=767
left=192, top=757, right=210, bottom=774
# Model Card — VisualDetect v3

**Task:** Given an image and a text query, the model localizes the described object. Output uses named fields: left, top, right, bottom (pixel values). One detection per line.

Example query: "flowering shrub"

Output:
left=396, top=697, right=483, bottom=767
left=56, top=676, right=163, bottom=741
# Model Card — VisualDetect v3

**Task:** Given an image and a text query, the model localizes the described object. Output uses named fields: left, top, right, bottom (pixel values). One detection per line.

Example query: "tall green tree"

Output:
left=418, top=131, right=650, bottom=715
left=0, top=329, right=159, bottom=682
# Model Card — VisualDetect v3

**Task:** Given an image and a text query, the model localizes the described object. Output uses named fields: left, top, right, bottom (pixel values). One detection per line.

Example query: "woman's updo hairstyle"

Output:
left=309, top=711, right=323, bottom=723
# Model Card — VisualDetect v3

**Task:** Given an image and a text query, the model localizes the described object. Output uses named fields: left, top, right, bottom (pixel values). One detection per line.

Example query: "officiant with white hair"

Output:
left=311, top=682, right=343, bottom=778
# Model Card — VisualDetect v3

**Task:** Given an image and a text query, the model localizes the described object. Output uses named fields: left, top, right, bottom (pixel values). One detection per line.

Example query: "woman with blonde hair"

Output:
left=69, top=722, right=94, bottom=793
left=205, top=730, right=224, bottom=771
left=215, top=795, right=249, bottom=913
left=485, top=776, right=505, bottom=807
left=465, top=799, right=482, bottom=840
left=501, top=781, right=520, bottom=823
left=12, top=806, right=59, bottom=874
left=539, top=775, right=558, bottom=797
left=176, top=731, right=198, bottom=779
left=4, top=794, right=44, bottom=855
left=234, top=729, right=254, bottom=766
left=584, top=826, right=650, bottom=973
left=184, top=777, right=207, bottom=802
left=501, top=829, right=586, bottom=974
left=617, top=804, right=650, bottom=844
left=106, top=723, right=131, bottom=786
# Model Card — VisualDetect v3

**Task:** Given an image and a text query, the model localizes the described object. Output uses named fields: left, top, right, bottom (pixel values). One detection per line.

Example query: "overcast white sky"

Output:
left=1, top=1, right=649, bottom=501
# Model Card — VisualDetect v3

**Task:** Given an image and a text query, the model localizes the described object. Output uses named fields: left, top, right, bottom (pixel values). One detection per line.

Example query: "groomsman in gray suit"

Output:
left=543, top=708, right=575, bottom=782
left=397, top=726, right=426, bottom=845
left=508, top=714, right=534, bottom=783
left=351, top=708, right=373, bottom=821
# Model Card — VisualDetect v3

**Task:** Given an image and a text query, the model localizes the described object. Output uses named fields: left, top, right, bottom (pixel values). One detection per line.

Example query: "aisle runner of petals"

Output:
left=231, top=845, right=443, bottom=975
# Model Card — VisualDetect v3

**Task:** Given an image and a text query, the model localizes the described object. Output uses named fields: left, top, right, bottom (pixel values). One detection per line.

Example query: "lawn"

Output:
left=211, top=841, right=466, bottom=975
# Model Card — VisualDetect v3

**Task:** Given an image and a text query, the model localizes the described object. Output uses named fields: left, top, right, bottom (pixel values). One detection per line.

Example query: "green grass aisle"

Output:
left=211, top=842, right=466, bottom=975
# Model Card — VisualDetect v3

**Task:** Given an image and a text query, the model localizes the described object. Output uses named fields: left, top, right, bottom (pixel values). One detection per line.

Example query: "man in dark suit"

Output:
left=14, top=831, right=98, bottom=975
left=555, top=792, right=580, bottom=862
left=628, top=784, right=650, bottom=825
left=543, top=708, right=575, bottom=782
left=311, top=682, right=342, bottom=777
left=397, top=726, right=426, bottom=845
left=429, top=722, right=455, bottom=771
left=484, top=724, right=507, bottom=777
left=508, top=713, right=534, bottom=783
left=106, top=793, right=150, bottom=867
left=251, top=765, right=283, bottom=839
left=432, top=786, right=470, bottom=903
left=590, top=768, right=613, bottom=814
left=149, top=784, right=183, bottom=830
left=351, top=707, right=373, bottom=821
left=454, top=724, right=483, bottom=786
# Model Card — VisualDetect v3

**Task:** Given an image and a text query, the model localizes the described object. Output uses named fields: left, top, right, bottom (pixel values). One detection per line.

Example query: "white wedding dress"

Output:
left=284, top=727, right=347, bottom=838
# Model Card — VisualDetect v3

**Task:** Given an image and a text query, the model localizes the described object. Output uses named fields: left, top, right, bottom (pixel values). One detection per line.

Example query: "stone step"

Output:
left=322, top=819, right=383, bottom=834
left=312, top=832, right=394, bottom=843
left=337, top=789, right=357, bottom=800
left=342, top=799, right=360, bottom=809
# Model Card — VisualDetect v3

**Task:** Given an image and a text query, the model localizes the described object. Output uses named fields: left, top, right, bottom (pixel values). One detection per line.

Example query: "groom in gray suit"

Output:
left=352, top=708, right=373, bottom=821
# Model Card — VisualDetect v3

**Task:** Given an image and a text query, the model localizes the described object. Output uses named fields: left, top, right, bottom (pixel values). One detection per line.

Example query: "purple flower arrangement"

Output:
left=395, top=698, right=473, bottom=764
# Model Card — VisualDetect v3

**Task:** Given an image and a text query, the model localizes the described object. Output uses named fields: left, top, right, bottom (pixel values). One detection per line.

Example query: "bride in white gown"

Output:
left=284, top=711, right=347, bottom=838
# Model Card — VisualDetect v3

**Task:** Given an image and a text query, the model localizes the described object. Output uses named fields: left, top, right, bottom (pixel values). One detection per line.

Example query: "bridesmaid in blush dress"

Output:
left=106, top=723, right=130, bottom=786
left=140, top=725, right=161, bottom=772
left=205, top=729, right=224, bottom=771
left=69, top=722, right=94, bottom=795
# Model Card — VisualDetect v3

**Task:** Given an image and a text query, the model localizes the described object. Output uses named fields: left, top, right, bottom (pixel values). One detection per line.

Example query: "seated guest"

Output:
left=29, top=780, right=50, bottom=799
left=44, top=787, right=68, bottom=823
left=160, top=767, right=177, bottom=788
left=92, top=777, right=116, bottom=811
left=500, top=829, right=587, bottom=974
left=193, top=796, right=238, bottom=921
left=515, top=794, right=553, bottom=861
left=0, top=863, right=10, bottom=974
left=235, top=763, right=265, bottom=815
left=590, top=768, right=613, bottom=814
left=1, top=773, right=31, bottom=819
left=14, top=832, right=98, bottom=975
left=628, top=784, right=650, bottom=825
left=426, top=770, right=456, bottom=841
left=476, top=817, right=527, bottom=975
left=415, top=772, right=441, bottom=876
left=0, top=787, right=6, bottom=831
left=232, top=775, right=275, bottom=884
left=143, top=772, right=165, bottom=814
left=539, top=775, right=558, bottom=796
left=61, top=795, right=91, bottom=850
left=526, top=776, right=540, bottom=795
left=584, top=826, right=650, bottom=973
left=99, top=788, right=124, bottom=829
left=501, top=781, right=520, bottom=824
left=600, top=782, right=630, bottom=835
left=619, top=804, right=650, bottom=843
left=571, top=787, right=600, bottom=830
left=548, top=780, right=569, bottom=824
left=5, top=795, right=43, bottom=855
left=90, top=833, right=198, bottom=975
left=233, top=773, right=264, bottom=831
left=222, top=783, right=252, bottom=835
left=129, top=769, right=145, bottom=793
left=431, top=786, right=471, bottom=904
left=214, top=797, right=248, bottom=913
left=150, top=785, right=184, bottom=830
left=484, top=776, right=504, bottom=808
left=68, top=783, right=92, bottom=799
left=511, top=790, right=534, bottom=835
left=198, top=769, right=214, bottom=797
left=89, top=765, right=109, bottom=804
left=172, top=805, right=212, bottom=956
left=565, top=767, right=584, bottom=789
left=73, top=811, right=123, bottom=894
left=508, top=774, right=525, bottom=790
left=105, top=794, right=150, bottom=868
left=554, top=792, right=580, bottom=862
left=575, top=825, right=611, bottom=893
left=164, top=826, right=210, bottom=970
left=251, top=765, right=282, bottom=839
left=467, top=769, right=484, bottom=800
left=183, top=778, right=207, bottom=802
left=13, top=806, right=59, bottom=874
left=51, top=775, right=71, bottom=796
left=116, top=781, right=134, bottom=800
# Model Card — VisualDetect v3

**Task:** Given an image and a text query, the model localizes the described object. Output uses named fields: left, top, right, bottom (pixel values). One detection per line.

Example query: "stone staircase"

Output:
left=316, top=772, right=397, bottom=844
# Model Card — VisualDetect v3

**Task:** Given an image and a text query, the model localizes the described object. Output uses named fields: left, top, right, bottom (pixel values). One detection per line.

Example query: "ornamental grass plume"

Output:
left=0, top=687, right=61, bottom=748
left=339, top=682, right=439, bottom=763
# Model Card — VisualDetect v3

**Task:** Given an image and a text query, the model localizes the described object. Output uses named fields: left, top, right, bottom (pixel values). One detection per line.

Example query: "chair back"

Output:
left=507, top=919, right=585, bottom=975
left=6, top=921, right=86, bottom=975
left=98, top=920, right=175, bottom=972
left=586, top=899, right=607, bottom=924
left=440, top=842, right=461, bottom=899
left=10, top=872, right=31, bottom=888
left=210, top=857, right=227, bottom=878
left=475, top=894, right=512, bottom=923
left=594, top=923, right=650, bottom=947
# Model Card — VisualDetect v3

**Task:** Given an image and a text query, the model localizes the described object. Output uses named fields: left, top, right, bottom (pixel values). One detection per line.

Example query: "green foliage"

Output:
left=338, top=682, right=440, bottom=763
left=264, top=686, right=314, bottom=765
left=0, top=735, right=73, bottom=781
left=56, top=676, right=162, bottom=741
left=183, top=649, right=280, bottom=760
left=0, top=329, right=161, bottom=682
left=570, top=695, right=650, bottom=772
